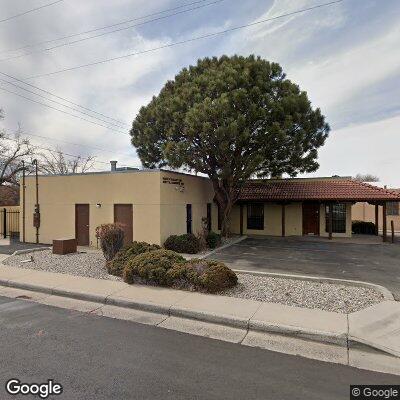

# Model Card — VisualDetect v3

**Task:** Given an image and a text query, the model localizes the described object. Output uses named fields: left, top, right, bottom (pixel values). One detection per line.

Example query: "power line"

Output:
left=21, top=131, right=135, bottom=159
left=0, top=78, right=128, bottom=130
left=4, top=136, right=141, bottom=168
left=0, top=71, right=129, bottom=128
left=0, top=0, right=223, bottom=62
left=0, top=0, right=64, bottom=24
left=0, top=85, right=129, bottom=135
left=26, top=0, right=344, bottom=79
left=0, top=0, right=210, bottom=55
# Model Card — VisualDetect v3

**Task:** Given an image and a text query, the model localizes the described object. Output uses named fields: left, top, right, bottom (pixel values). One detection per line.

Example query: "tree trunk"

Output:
left=211, top=178, right=237, bottom=238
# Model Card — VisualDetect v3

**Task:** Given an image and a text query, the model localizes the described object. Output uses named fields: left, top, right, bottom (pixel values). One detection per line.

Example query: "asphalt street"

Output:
left=208, top=236, right=400, bottom=299
left=0, top=296, right=397, bottom=400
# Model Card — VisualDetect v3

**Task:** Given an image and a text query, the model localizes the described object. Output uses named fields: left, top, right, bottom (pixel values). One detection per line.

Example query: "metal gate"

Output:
left=0, top=208, right=20, bottom=238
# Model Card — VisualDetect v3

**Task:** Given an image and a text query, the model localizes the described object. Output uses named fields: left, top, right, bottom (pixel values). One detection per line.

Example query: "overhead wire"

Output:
left=25, top=0, right=345, bottom=79
left=0, top=0, right=224, bottom=62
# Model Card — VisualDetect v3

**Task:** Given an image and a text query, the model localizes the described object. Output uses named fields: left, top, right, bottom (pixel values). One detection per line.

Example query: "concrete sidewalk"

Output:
left=0, top=264, right=399, bottom=360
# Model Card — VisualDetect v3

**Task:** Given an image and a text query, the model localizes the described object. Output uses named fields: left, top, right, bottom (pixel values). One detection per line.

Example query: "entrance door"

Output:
left=114, top=204, right=133, bottom=245
left=302, top=203, right=320, bottom=235
left=75, top=204, right=89, bottom=245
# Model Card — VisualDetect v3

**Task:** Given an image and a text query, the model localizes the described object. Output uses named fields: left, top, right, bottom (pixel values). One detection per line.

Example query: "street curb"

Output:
left=183, top=236, right=248, bottom=260
left=232, top=269, right=394, bottom=301
left=11, top=247, right=52, bottom=256
left=0, top=278, right=398, bottom=357
left=0, top=278, right=349, bottom=350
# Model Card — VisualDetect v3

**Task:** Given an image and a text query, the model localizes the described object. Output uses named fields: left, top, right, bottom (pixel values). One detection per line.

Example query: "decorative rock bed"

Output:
left=219, top=273, right=384, bottom=313
left=2, top=249, right=384, bottom=313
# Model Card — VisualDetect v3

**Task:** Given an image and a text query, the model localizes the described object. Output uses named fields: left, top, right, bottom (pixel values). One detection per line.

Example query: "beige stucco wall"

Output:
left=22, top=171, right=163, bottom=246
left=215, top=202, right=303, bottom=237
left=159, top=171, right=214, bottom=244
left=214, top=201, right=352, bottom=238
left=352, top=202, right=400, bottom=231
left=22, top=170, right=216, bottom=246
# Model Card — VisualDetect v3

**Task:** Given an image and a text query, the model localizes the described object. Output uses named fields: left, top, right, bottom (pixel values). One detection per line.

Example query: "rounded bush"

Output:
left=352, top=220, right=376, bottom=235
left=167, top=259, right=237, bottom=293
left=164, top=233, right=200, bottom=254
left=106, top=241, right=161, bottom=277
left=206, top=231, right=221, bottom=249
left=122, top=249, right=185, bottom=285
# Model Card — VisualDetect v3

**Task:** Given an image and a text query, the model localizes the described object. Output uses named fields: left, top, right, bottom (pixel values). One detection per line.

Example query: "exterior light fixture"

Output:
left=96, top=203, right=101, bottom=208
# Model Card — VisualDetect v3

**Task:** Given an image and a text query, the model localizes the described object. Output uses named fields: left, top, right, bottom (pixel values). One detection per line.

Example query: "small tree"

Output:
left=131, top=55, right=329, bottom=236
left=39, top=149, right=95, bottom=175
left=354, top=174, right=379, bottom=182
left=0, top=109, right=34, bottom=186
left=95, top=223, right=125, bottom=261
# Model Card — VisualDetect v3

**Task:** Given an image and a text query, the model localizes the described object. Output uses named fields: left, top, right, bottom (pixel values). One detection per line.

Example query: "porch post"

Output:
left=374, top=204, right=379, bottom=236
left=382, top=201, right=387, bottom=242
left=328, top=203, right=333, bottom=240
left=281, top=203, right=286, bottom=237
left=239, top=204, right=243, bottom=236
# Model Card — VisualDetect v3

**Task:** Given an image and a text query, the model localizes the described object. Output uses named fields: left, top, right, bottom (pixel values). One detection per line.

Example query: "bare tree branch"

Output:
left=38, top=148, right=96, bottom=175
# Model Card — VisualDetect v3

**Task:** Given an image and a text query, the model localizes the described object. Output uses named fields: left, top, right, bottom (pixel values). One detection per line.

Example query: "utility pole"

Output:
left=22, top=160, right=26, bottom=243
left=32, top=159, right=40, bottom=244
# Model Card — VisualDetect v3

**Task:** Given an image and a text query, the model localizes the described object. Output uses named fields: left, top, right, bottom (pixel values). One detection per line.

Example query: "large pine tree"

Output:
left=131, top=55, right=329, bottom=236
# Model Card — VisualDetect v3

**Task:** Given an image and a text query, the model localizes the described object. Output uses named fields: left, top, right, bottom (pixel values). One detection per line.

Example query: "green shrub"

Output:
left=122, top=249, right=185, bottom=285
left=206, top=231, right=221, bottom=249
left=352, top=220, right=376, bottom=235
left=106, top=241, right=161, bottom=276
left=166, top=259, right=238, bottom=293
left=164, top=233, right=200, bottom=254
left=95, top=223, right=125, bottom=261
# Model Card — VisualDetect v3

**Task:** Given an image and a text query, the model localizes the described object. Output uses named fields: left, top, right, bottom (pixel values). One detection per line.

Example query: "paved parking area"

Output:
left=208, top=236, right=400, bottom=300
left=0, top=238, right=49, bottom=255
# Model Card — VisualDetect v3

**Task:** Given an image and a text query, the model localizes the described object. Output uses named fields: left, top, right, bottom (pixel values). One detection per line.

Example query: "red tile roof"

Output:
left=238, top=179, right=400, bottom=202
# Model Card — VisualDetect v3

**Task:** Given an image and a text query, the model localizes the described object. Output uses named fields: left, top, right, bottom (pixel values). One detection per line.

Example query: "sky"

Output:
left=0, top=0, right=399, bottom=186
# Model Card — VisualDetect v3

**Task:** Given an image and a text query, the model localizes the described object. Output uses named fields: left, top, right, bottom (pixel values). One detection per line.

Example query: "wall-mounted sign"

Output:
left=162, top=177, right=184, bottom=187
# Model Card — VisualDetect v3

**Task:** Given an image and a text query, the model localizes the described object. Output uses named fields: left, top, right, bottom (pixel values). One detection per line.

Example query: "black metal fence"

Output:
left=0, top=208, right=20, bottom=238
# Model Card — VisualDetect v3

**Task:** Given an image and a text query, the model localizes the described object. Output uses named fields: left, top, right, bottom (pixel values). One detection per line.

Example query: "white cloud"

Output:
left=301, top=114, right=400, bottom=188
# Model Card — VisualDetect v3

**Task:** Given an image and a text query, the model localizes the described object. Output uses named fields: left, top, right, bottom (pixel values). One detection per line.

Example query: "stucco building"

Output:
left=20, top=167, right=400, bottom=246
left=352, top=190, right=400, bottom=233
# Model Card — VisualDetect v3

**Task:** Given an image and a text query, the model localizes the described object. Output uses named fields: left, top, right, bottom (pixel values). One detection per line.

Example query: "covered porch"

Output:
left=224, top=178, right=400, bottom=242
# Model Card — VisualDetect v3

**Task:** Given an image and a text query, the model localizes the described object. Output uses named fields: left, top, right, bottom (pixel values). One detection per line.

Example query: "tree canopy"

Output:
left=131, top=55, right=330, bottom=235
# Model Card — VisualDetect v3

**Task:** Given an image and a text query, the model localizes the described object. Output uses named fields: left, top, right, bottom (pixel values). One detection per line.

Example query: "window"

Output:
left=325, top=203, right=346, bottom=233
left=186, top=204, right=192, bottom=234
left=206, top=203, right=211, bottom=231
left=247, top=203, right=264, bottom=230
left=387, top=202, right=399, bottom=216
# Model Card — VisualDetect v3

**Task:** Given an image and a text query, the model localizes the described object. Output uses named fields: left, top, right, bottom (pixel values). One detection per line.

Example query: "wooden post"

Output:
left=328, top=203, right=333, bottom=240
left=239, top=204, right=243, bottom=236
left=374, top=204, right=379, bottom=236
left=281, top=203, right=286, bottom=237
left=382, top=202, right=387, bottom=242
left=391, top=220, right=395, bottom=244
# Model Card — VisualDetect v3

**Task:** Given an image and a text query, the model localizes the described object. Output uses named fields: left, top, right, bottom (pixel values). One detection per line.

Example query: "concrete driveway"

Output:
left=208, top=236, right=400, bottom=300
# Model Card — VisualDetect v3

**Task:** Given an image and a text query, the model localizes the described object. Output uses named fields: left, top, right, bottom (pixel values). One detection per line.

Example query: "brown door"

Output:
left=302, top=203, right=320, bottom=235
left=75, top=204, right=89, bottom=245
left=114, top=204, right=133, bottom=245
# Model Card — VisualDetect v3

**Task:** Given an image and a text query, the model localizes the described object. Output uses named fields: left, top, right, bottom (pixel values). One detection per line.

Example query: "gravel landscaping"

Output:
left=2, top=249, right=384, bottom=313
left=2, top=249, right=121, bottom=281
left=219, top=273, right=384, bottom=313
